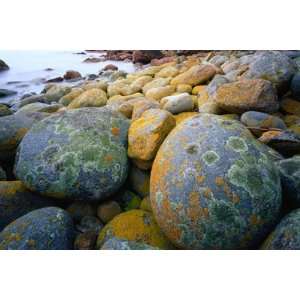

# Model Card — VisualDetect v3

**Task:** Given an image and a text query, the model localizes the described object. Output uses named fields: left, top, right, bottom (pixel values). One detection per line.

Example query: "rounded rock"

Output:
left=14, top=107, right=130, bottom=201
left=150, top=114, right=282, bottom=249
left=262, top=209, right=300, bottom=250
left=96, top=209, right=173, bottom=249
left=0, top=207, right=75, bottom=250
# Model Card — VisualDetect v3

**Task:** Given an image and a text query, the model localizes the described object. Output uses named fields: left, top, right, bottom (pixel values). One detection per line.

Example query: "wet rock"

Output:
left=128, top=109, right=176, bottom=162
left=275, top=156, right=300, bottom=208
left=96, top=209, right=173, bottom=249
left=103, top=64, right=118, bottom=71
left=242, top=51, right=297, bottom=93
left=0, top=181, right=54, bottom=231
left=101, top=237, right=159, bottom=250
left=170, top=64, right=216, bottom=87
left=128, top=165, right=150, bottom=198
left=0, top=207, right=75, bottom=250
left=258, top=130, right=300, bottom=157
left=132, top=50, right=163, bottom=64
left=46, top=77, right=64, bottom=83
left=14, top=107, right=130, bottom=201
left=150, top=114, right=282, bottom=249
left=63, top=70, right=82, bottom=80
left=0, top=89, right=17, bottom=98
left=0, top=104, right=12, bottom=117
left=97, top=200, right=122, bottom=223
left=0, top=59, right=9, bottom=71
left=214, top=79, right=279, bottom=114
left=67, top=88, right=107, bottom=109
left=0, top=112, right=49, bottom=161
left=161, top=93, right=194, bottom=114
left=262, top=209, right=300, bottom=249
left=83, top=57, right=103, bottom=63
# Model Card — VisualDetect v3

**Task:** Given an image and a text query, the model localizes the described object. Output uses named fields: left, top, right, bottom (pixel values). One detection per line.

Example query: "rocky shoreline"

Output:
left=1, top=50, right=300, bottom=250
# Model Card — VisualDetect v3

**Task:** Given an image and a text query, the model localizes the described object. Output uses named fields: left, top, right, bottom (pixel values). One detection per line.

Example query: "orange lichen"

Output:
left=111, top=127, right=120, bottom=136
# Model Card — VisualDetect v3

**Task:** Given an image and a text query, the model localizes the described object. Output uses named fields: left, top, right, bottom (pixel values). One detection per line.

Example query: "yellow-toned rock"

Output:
left=175, top=112, right=199, bottom=125
left=171, top=64, right=216, bottom=87
left=140, top=196, right=152, bottom=212
left=145, top=85, right=175, bottom=101
left=131, top=158, right=153, bottom=170
left=176, top=84, right=192, bottom=93
left=59, top=88, right=84, bottom=106
left=96, top=209, right=173, bottom=249
left=142, top=77, right=171, bottom=94
left=192, top=85, right=207, bottom=95
left=281, top=98, right=300, bottom=116
left=128, top=108, right=176, bottom=162
left=107, top=79, right=132, bottom=97
left=289, top=124, right=300, bottom=135
left=130, top=75, right=153, bottom=93
left=283, top=115, right=300, bottom=127
left=82, top=80, right=108, bottom=91
left=131, top=99, right=160, bottom=120
left=214, top=79, right=279, bottom=113
left=67, top=88, right=107, bottom=109
left=116, top=97, right=147, bottom=118
left=155, top=65, right=179, bottom=78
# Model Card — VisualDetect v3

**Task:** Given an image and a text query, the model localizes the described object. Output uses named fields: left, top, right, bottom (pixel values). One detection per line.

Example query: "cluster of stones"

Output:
left=1, top=50, right=300, bottom=249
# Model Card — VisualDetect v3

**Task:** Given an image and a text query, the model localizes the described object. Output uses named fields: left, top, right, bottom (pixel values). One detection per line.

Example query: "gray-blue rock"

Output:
left=0, top=207, right=75, bottom=250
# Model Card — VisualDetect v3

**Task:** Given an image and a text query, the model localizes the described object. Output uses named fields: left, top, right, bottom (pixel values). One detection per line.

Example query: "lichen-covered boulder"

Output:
left=262, top=209, right=300, bottom=249
left=214, top=79, right=279, bottom=114
left=101, top=237, right=159, bottom=250
left=68, top=88, right=107, bottom=109
left=0, top=112, right=49, bottom=161
left=0, top=207, right=75, bottom=250
left=170, top=64, right=216, bottom=87
left=0, top=180, right=54, bottom=231
left=128, top=109, right=176, bottom=162
left=96, top=209, right=173, bottom=249
left=150, top=114, right=282, bottom=249
left=242, top=51, right=297, bottom=93
left=275, top=156, right=300, bottom=208
left=14, top=107, right=130, bottom=201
